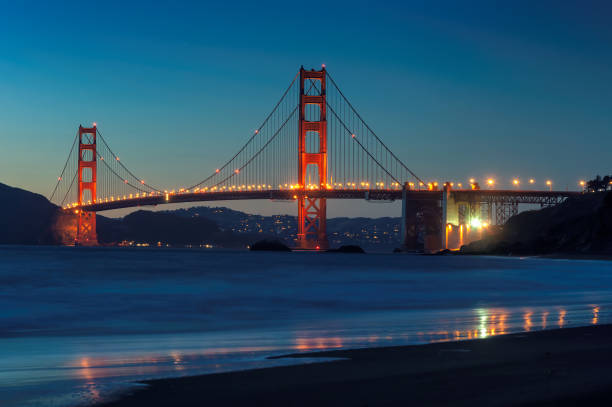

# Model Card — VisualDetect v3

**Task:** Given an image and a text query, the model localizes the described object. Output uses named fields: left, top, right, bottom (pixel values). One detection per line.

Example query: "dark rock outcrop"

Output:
left=327, top=245, right=365, bottom=253
left=462, top=191, right=612, bottom=255
left=249, top=239, right=292, bottom=252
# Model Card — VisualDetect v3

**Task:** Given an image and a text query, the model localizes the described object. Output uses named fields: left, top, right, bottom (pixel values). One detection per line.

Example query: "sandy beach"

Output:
left=99, top=324, right=612, bottom=406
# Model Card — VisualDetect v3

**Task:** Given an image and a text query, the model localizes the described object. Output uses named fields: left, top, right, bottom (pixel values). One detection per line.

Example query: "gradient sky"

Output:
left=1, top=0, right=611, bottom=217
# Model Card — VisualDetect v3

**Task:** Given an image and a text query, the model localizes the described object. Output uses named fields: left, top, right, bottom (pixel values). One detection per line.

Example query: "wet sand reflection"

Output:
left=79, top=357, right=101, bottom=403
left=290, top=306, right=605, bottom=353
left=559, top=309, right=566, bottom=327
left=67, top=305, right=604, bottom=399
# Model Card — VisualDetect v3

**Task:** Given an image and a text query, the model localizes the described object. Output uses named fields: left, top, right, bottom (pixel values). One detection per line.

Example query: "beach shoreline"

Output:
left=99, top=324, right=612, bottom=406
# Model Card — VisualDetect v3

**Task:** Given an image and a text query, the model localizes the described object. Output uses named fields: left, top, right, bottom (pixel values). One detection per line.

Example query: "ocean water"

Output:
left=1, top=246, right=612, bottom=406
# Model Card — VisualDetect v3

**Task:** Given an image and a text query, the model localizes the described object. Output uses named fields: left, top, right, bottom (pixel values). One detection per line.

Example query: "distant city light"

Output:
left=529, top=179, right=535, bottom=184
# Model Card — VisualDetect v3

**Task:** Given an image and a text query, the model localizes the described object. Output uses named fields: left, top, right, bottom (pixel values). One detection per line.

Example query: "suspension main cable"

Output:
left=95, top=150, right=152, bottom=195
left=326, top=70, right=424, bottom=184
left=49, top=132, right=78, bottom=202
left=59, top=169, right=78, bottom=207
left=96, top=129, right=162, bottom=192
left=187, top=71, right=300, bottom=190
left=326, top=103, right=401, bottom=185
left=213, top=107, right=298, bottom=187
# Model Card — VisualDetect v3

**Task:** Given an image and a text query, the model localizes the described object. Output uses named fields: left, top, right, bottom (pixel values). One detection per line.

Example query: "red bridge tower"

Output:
left=297, top=67, right=328, bottom=249
left=76, top=125, right=98, bottom=245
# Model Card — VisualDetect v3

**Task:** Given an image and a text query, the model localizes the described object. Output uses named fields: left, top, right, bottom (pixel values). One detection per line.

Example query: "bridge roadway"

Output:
left=76, top=189, right=581, bottom=212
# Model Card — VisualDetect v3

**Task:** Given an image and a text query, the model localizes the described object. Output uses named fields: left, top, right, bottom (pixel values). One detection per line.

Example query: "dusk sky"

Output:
left=1, top=0, right=611, bottom=217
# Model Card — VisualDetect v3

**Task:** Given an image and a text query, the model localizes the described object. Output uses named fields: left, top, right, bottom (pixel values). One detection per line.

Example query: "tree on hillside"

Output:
left=586, top=174, right=612, bottom=192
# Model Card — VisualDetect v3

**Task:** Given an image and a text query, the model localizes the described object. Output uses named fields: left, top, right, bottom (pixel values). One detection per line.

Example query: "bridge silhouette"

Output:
left=49, top=67, right=579, bottom=250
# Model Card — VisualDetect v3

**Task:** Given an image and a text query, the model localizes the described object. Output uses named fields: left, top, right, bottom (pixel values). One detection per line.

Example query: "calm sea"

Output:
left=1, top=246, right=611, bottom=406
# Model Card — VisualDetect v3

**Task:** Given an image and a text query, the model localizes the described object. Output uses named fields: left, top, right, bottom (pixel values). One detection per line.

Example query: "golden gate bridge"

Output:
left=49, top=67, right=579, bottom=250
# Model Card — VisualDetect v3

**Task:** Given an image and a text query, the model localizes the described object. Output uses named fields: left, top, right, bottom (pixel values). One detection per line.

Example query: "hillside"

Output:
left=462, top=191, right=612, bottom=255
left=0, top=182, right=260, bottom=247
left=0, top=183, right=60, bottom=244
left=97, top=210, right=259, bottom=248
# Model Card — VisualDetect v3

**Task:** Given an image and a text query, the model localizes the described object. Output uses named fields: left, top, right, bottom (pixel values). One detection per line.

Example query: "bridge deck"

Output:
left=71, top=189, right=581, bottom=212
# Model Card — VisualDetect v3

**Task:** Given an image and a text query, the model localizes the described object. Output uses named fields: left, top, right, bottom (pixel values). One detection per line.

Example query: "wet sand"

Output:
left=100, top=324, right=612, bottom=406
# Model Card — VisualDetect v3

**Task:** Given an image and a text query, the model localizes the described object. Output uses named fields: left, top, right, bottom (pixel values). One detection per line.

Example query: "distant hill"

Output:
left=462, top=191, right=612, bottom=255
left=0, top=182, right=60, bottom=244
left=97, top=210, right=260, bottom=248
left=165, top=207, right=404, bottom=250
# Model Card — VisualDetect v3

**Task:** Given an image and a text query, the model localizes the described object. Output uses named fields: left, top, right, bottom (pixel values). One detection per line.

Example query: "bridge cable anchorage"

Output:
left=186, top=71, right=300, bottom=191
left=326, top=70, right=426, bottom=186
left=49, top=132, right=78, bottom=203
left=95, top=129, right=162, bottom=193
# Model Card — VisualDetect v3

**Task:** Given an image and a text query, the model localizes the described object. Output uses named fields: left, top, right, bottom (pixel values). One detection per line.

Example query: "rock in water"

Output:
left=250, top=239, right=292, bottom=252
left=327, top=245, right=365, bottom=253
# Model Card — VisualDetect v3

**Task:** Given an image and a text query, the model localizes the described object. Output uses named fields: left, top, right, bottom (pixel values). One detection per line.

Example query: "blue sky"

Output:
left=1, top=0, right=610, bottom=217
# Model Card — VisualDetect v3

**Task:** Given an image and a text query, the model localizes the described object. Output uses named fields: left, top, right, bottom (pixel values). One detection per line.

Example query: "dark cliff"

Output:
left=0, top=182, right=60, bottom=244
left=462, top=191, right=612, bottom=255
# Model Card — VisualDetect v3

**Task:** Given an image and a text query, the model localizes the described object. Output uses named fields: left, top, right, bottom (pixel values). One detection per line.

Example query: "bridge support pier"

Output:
left=423, top=201, right=443, bottom=253
left=401, top=185, right=418, bottom=251
left=401, top=183, right=419, bottom=252
left=401, top=184, right=443, bottom=253
left=76, top=210, right=97, bottom=246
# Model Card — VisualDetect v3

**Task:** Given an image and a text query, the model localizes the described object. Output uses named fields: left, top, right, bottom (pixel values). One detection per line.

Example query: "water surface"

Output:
left=1, top=246, right=611, bottom=406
